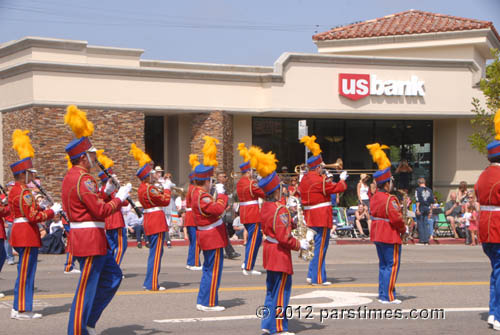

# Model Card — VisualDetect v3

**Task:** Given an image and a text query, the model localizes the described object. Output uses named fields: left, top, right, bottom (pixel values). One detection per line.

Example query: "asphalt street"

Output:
left=0, top=242, right=495, bottom=334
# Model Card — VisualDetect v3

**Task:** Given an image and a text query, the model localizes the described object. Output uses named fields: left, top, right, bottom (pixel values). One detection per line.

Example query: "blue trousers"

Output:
left=186, top=226, right=201, bottom=267
left=417, top=210, right=430, bottom=243
left=483, top=243, right=500, bottom=321
left=197, top=248, right=224, bottom=307
left=68, top=251, right=122, bottom=335
left=13, top=247, right=38, bottom=312
left=307, top=227, right=330, bottom=284
left=261, top=271, right=292, bottom=334
left=143, top=232, right=165, bottom=290
left=243, top=223, right=262, bottom=271
left=106, top=228, right=128, bottom=267
left=0, top=239, right=5, bottom=272
left=375, top=242, right=401, bottom=301
left=65, top=251, right=77, bottom=272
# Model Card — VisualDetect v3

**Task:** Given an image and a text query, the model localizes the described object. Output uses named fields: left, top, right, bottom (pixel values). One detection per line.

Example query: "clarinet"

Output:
left=96, top=161, right=142, bottom=218
left=31, top=179, right=71, bottom=224
left=0, top=184, right=8, bottom=205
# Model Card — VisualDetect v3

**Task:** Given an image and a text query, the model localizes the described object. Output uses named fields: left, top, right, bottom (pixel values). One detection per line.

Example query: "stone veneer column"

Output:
left=2, top=106, right=145, bottom=201
left=191, top=111, right=234, bottom=191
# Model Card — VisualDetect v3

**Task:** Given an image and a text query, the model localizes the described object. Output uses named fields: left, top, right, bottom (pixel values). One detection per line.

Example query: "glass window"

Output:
left=145, top=115, right=164, bottom=168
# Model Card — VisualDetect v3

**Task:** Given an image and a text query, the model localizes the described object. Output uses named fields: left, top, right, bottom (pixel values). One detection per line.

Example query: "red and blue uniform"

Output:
left=475, top=163, right=500, bottom=322
left=260, top=201, right=300, bottom=334
left=236, top=175, right=266, bottom=271
left=369, top=190, right=405, bottom=302
left=192, top=186, right=228, bottom=307
left=9, top=182, right=54, bottom=313
left=100, top=186, right=128, bottom=267
left=185, top=184, right=201, bottom=267
left=137, top=181, right=171, bottom=290
left=0, top=201, right=10, bottom=274
left=298, top=170, right=347, bottom=284
left=62, top=166, right=123, bottom=335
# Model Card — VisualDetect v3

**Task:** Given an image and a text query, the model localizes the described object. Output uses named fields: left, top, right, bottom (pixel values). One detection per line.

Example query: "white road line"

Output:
left=153, top=307, right=488, bottom=323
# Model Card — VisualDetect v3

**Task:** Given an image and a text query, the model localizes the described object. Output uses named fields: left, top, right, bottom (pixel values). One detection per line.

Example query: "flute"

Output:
left=96, top=161, right=143, bottom=218
left=32, top=179, right=71, bottom=224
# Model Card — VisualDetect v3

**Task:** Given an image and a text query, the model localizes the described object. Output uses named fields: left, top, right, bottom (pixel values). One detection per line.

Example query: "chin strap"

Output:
left=85, top=152, right=94, bottom=169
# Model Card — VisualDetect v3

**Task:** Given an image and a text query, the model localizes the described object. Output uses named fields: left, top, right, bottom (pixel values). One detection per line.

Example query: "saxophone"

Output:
left=289, top=196, right=315, bottom=261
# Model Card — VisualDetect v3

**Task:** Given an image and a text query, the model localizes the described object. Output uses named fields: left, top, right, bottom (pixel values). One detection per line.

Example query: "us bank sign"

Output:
left=338, top=73, right=425, bottom=101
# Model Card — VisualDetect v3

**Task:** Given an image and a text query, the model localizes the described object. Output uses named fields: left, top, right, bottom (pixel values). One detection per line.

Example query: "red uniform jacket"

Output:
left=475, top=164, right=500, bottom=243
left=369, top=190, right=405, bottom=244
left=62, top=166, right=123, bottom=257
left=236, top=176, right=265, bottom=224
left=192, top=186, right=228, bottom=250
left=0, top=203, right=9, bottom=240
left=137, top=182, right=171, bottom=236
left=9, top=182, right=54, bottom=248
left=261, top=201, right=300, bottom=275
left=99, top=186, right=127, bottom=230
left=184, top=184, right=196, bottom=227
left=298, top=171, right=347, bottom=228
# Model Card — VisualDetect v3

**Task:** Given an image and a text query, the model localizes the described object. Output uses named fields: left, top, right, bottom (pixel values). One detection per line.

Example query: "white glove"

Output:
left=116, top=183, right=132, bottom=202
left=326, top=171, right=333, bottom=179
left=50, top=202, right=62, bottom=214
left=340, top=171, right=348, bottom=181
left=215, top=183, right=225, bottom=194
left=162, top=179, right=173, bottom=190
left=104, top=179, right=116, bottom=195
left=299, top=239, right=310, bottom=250
left=306, top=229, right=315, bottom=242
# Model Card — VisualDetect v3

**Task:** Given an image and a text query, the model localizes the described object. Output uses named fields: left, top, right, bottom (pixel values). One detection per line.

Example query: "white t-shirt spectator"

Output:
left=49, top=220, right=64, bottom=234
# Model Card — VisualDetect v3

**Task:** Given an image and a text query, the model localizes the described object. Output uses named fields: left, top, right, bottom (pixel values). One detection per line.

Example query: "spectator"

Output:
left=395, top=159, right=413, bottom=193
left=288, top=177, right=298, bottom=198
left=357, top=174, right=371, bottom=209
left=124, top=202, right=146, bottom=248
left=415, top=177, right=434, bottom=245
left=444, top=192, right=462, bottom=239
left=466, top=201, right=479, bottom=246
left=232, top=215, right=246, bottom=242
left=457, top=181, right=470, bottom=205
left=354, top=202, right=371, bottom=238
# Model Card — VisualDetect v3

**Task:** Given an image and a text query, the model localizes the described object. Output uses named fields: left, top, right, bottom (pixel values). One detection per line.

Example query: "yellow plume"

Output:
left=202, top=136, right=219, bottom=167
left=366, top=143, right=391, bottom=170
left=64, top=105, right=94, bottom=138
left=65, top=155, right=72, bottom=170
left=96, top=149, right=114, bottom=170
left=300, top=135, right=322, bottom=156
left=189, top=154, right=200, bottom=171
left=238, top=143, right=250, bottom=162
left=248, top=146, right=262, bottom=170
left=495, top=108, right=500, bottom=141
left=129, top=143, right=152, bottom=167
left=252, top=148, right=278, bottom=178
left=12, top=129, right=35, bottom=160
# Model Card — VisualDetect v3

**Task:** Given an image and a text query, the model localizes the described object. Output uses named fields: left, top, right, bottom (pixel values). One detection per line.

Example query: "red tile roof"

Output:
left=313, top=9, right=500, bottom=42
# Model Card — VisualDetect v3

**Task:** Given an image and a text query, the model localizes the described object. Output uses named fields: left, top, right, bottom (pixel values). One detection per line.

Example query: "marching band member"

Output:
left=9, top=130, right=61, bottom=320
left=63, top=156, right=79, bottom=274
left=252, top=146, right=309, bottom=335
left=192, top=136, right=228, bottom=312
left=185, top=154, right=202, bottom=270
left=62, top=105, right=131, bottom=335
left=367, top=143, right=405, bottom=304
left=237, top=143, right=266, bottom=275
left=97, top=150, right=128, bottom=268
left=476, top=109, right=500, bottom=330
left=130, top=144, right=171, bottom=291
left=0, top=192, right=8, bottom=298
left=298, top=136, right=347, bottom=286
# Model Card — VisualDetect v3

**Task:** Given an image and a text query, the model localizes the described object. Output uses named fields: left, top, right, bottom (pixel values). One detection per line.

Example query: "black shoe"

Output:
left=227, top=252, right=241, bottom=260
left=137, top=242, right=142, bottom=248
left=145, top=243, right=150, bottom=248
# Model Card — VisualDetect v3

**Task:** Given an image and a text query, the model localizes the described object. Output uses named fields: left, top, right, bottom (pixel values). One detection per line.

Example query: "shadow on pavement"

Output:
left=329, top=277, right=356, bottom=284
left=480, top=311, right=489, bottom=321
left=159, top=281, right=192, bottom=290
left=289, top=319, right=326, bottom=333
left=40, top=302, right=72, bottom=316
left=101, top=324, right=169, bottom=334
left=219, top=297, right=245, bottom=309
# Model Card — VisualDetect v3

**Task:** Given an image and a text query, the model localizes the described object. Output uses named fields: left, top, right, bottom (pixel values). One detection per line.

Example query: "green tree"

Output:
left=469, top=48, right=500, bottom=155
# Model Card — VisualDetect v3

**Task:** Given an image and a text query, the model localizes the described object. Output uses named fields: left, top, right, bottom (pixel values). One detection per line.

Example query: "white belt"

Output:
left=240, top=200, right=259, bottom=206
left=480, top=206, right=500, bottom=211
left=266, top=236, right=278, bottom=244
left=186, top=208, right=192, bottom=212
left=143, top=206, right=164, bottom=214
left=197, top=219, right=223, bottom=231
left=70, top=221, right=105, bottom=229
left=303, top=202, right=331, bottom=210
left=13, top=218, right=29, bottom=224
left=372, top=217, right=390, bottom=222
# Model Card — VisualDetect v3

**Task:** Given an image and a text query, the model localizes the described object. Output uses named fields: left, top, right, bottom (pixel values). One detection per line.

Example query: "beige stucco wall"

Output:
left=0, top=73, right=33, bottom=109
left=232, top=115, right=252, bottom=172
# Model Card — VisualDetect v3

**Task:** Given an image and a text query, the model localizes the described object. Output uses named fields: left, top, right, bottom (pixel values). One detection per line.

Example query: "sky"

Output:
left=0, top=0, right=499, bottom=66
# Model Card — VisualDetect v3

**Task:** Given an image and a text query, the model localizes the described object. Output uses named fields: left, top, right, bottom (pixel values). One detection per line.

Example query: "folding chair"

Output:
left=333, top=207, right=357, bottom=238
left=434, top=210, right=454, bottom=237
